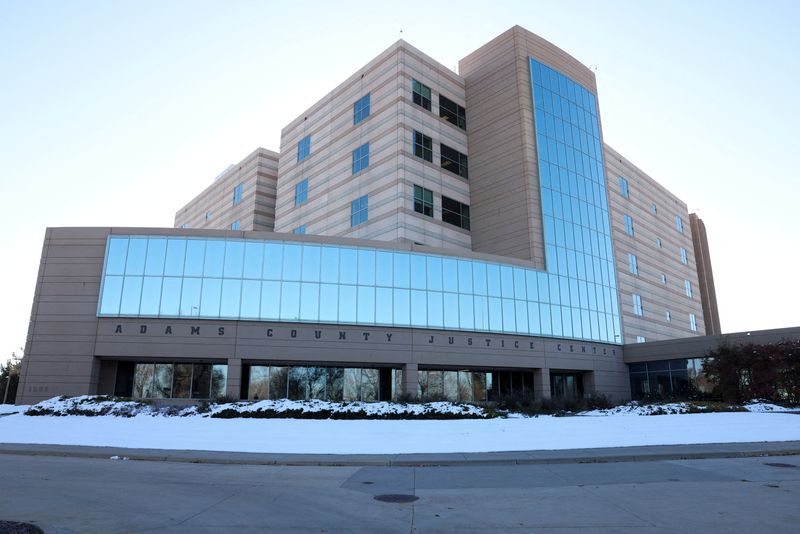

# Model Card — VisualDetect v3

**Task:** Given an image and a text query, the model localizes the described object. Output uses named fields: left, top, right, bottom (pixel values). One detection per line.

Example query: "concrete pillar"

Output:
left=583, top=371, right=596, bottom=398
left=534, top=368, right=551, bottom=400
left=226, top=357, right=242, bottom=400
left=402, top=363, right=419, bottom=399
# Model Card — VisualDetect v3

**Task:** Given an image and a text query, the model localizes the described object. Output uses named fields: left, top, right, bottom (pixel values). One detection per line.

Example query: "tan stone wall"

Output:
left=275, top=41, right=471, bottom=250
left=174, top=147, right=279, bottom=232
left=604, top=144, right=706, bottom=343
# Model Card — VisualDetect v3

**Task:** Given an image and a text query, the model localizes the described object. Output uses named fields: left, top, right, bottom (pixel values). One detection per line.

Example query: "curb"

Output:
left=1, top=442, right=799, bottom=467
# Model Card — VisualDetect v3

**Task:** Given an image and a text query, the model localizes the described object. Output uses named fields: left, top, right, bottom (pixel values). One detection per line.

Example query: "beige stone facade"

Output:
left=17, top=26, right=722, bottom=405
left=174, top=147, right=278, bottom=232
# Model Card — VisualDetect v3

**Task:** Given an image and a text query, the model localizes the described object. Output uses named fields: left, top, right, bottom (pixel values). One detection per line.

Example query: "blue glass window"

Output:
left=628, top=253, right=638, bottom=275
left=651, top=203, right=657, bottom=214
left=412, top=79, right=431, bottom=111
left=624, top=214, right=634, bottom=236
left=295, top=179, right=308, bottom=206
left=675, top=215, right=684, bottom=234
left=352, top=143, right=369, bottom=174
left=619, top=176, right=629, bottom=199
left=632, top=293, right=643, bottom=316
left=351, top=195, right=368, bottom=227
left=413, top=131, right=432, bottom=162
left=205, top=211, right=212, bottom=222
left=293, top=225, right=307, bottom=235
left=297, top=135, right=311, bottom=162
left=684, top=279, right=693, bottom=298
left=353, top=94, right=370, bottom=125
left=232, top=183, right=243, bottom=206
left=230, top=220, right=240, bottom=230
left=680, top=247, right=688, bottom=265
left=636, top=335, right=646, bottom=343
left=690, top=313, right=698, bottom=332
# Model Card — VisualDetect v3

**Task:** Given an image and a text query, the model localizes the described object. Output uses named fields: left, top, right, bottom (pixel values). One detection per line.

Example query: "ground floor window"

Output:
left=550, top=372, right=584, bottom=399
left=629, top=358, right=713, bottom=399
left=244, top=365, right=391, bottom=402
left=121, top=362, right=227, bottom=400
left=417, top=369, right=536, bottom=402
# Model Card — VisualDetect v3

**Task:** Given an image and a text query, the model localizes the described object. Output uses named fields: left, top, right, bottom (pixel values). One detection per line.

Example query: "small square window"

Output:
left=295, top=179, right=308, bottom=206
left=412, top=79, right=431, bottom=111
left=636, top=335, right=646, bottom=343
left=351, top=195, right=368, bottom=227
left=353, top=94, right=370, bottom=125
left=441, top=195, right=470, bottom=230
left=439, top=94, right=466, bottom=129
left=352, top=143, right=369, bottom=174
left=297, top=135, right=311, bottom=162
left=414, top=185, right=433, bottom=217
left=413, top=131, right=433, bottom=162
left=624, top=214, right=634, bottom=236
left=440, top=144, right=468, bottom=179
left=293, top=225, right=307, bottom=235
left=231, top=220, right=240, bottom=230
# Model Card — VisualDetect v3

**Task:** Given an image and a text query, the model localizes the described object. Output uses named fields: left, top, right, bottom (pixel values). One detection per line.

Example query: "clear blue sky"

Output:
left=1, top=0, right=798, bottom=360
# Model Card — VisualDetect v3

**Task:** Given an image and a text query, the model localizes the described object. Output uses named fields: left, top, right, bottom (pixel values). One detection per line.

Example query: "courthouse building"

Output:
left=18, top=26, right=722, bottom=405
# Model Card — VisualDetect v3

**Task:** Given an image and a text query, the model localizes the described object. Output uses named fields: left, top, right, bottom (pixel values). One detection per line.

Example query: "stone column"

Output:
left=533, top=368, right=551, bottom=400
left=226, top=357, right=242, bottom=400
left=402, top=363, right=419, bottom=399
left=583, top=371, right=596, bottom=397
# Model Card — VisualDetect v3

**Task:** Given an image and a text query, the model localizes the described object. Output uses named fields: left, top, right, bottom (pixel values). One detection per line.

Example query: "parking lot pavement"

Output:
left=0, top=453, right=798, bottom=533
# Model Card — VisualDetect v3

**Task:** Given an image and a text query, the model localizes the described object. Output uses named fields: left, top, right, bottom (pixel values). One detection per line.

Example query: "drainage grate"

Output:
left=764, top=462, right=797, bottom=468
left=373, top=494, right=419, bottom=503
left=0, top=522, right=44, bottom=534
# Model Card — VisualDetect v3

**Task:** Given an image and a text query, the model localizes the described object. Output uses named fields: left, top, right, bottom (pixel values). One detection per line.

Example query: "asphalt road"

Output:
left=1, top=453, right=799, bottom=533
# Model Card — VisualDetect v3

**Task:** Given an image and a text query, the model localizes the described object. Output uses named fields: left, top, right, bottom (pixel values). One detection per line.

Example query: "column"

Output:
left=402, top=362, right=419, bottom=399
left=226, top=357, right=242, bottom=400
left=534, top=368, right=551, bottom=400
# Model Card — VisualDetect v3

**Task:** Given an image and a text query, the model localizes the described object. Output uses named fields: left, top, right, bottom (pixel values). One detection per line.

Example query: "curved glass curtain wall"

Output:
left=529, top=58, right=621, bottom=343
left=98, top=234, right=620, bottom=344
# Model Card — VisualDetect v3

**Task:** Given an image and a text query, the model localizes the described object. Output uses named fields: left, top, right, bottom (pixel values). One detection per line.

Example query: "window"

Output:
left=684, top=279, right=693, bottom=298
left=439, top=94, right=466, bottom=129
left=295, top=179, right=308, bottom=206
left=204, top=211, right=212, bottom=222
left=619, top=177, right=629, bottom=199
left=412, top=79, right=431, bottom=111
left=656, top=238, right=662, bottom=248
left=413, top=131, right=432, bottom=162
left=232, top=183, right=244, bottom=206
left=293, top=225, right=307, bottom=235
left=680, top=247, right=688, bottom=265
left=351, top=195, right=368, bottom=227
left=297, top=135, right=311, bottom=162
left=661, top=274, right=667, bottom=285
left=676, top=215, right=684, bottom=234
left=440, top=144, right=468, bottom=179
left=651, top=202, right=658, bottom=214
left=690, top=313, right=698, bottom=332
left=624, top=214, right=634, bottom=236
left=666, top=310, right=671, bottom=322
left=636, top=336, right=646, bottom=343
left=352, top=143, right=369, bottom=174
left=353, top=94, right=370, bottom=125
left=628, top=253, right=638, bottom=275
left=441, top=196, right=470, bottom=230
left=179, top=224, right=187, bottom=229
left=231, top=220, right=240, bottom=230
left=413, top=185, right=433, bottom=217
left=632, top=293, right=643, bottom=316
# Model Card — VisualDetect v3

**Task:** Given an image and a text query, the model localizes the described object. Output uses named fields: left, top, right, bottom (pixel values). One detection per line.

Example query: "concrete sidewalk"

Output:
left=1, top=440, right=799, bottom=466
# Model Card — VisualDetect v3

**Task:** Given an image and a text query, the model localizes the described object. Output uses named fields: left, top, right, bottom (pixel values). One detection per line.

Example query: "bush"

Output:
left=703, top=340, right=800, bottom=404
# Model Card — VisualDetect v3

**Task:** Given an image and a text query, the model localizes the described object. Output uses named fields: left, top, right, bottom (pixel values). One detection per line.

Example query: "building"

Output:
left=18, top=26, right=722, bottom=405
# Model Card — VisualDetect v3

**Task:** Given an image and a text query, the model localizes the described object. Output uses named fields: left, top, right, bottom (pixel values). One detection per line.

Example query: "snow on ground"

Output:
left=0, top=404, right=26, bottom=415
left=0, top=405, right=799, bottom=454
left=744, top=401, right=800, bottom=413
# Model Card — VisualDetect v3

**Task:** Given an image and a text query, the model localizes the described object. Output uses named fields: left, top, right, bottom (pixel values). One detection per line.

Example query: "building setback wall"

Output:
left=459, top=25, right=599, bottom=266
left=604, top=144, right=705, bottom=343
left=275, top=41, right=471, bottom=250
left=17, top=227, right=631, bottom=404
left=174, top=147, right=279, bottom=232
left=690, top=213, right=721, bottom=335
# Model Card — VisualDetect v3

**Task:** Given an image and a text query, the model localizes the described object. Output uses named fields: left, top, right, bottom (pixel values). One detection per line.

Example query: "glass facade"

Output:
left=98, top=234, right=621, bottom=343
left=131, top=362, right=227, bottom=400
left=353, top=94, right=370, bottom=125
left=629, top=358, right=714, bottom=399
left=530, top=58, right=621, bottom=343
